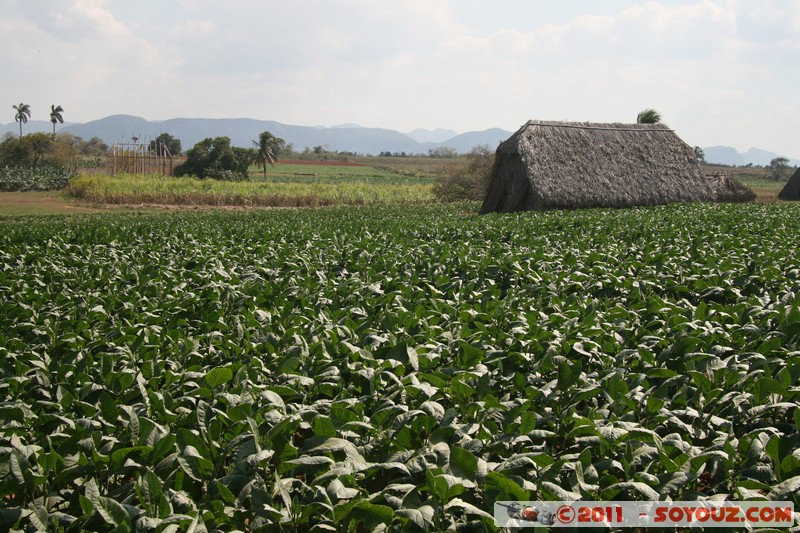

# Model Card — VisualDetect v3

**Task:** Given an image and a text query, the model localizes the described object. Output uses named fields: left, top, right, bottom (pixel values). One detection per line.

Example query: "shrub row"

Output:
left=0, top=165, right=76, bottom=192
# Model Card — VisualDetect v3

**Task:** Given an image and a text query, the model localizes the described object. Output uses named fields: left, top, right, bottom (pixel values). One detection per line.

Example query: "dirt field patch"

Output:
left=0, top=191, right=104, bottom=216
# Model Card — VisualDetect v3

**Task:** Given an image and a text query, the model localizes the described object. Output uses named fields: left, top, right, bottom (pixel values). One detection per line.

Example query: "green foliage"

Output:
left=0, top=133, right=91, bottom=169
left=80, top=136, right=110, bottom=156
left=428, top=146, right=458, bottom=158
left=175, top=136, right=254, bottom=180
left=433, top=144, right=495, bottom=201
left=81, top=157, right=106, bottom=169
left=0, top=133, right=55, bottom=167
left=637, top=108, right=662, bottom=124
left=49, top=104, right=64, bottom=135
left=0, top=165, right=76, bottom=191
left=148, top=133, right=181, bottom=156
left=12, top=102, right=31, bottom=136
left=768, top=156, right=791, bottom=181
left=294, top=146, right=356, bottom=161
left=0, top=133, right=80, bottom=191
left=252, top=131, right=287, bottom=177
left=1, top=203, right=799, bottom=530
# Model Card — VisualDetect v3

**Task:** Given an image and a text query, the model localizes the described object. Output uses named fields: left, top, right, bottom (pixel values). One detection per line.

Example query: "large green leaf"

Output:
left=767, top=475, right=800, bottom=501
left=601, top=481, right=660, bottom=501
left=396, top=505, right=435, bottom=529
left=204, top=367, right=233, bottom=388
left=347, top=501, right=394, bottom=530
left=484, top=471, right=529, bottom=501
left=304, top=437, right=364, bottom=462
left=449, top=447, right=479, bottom=481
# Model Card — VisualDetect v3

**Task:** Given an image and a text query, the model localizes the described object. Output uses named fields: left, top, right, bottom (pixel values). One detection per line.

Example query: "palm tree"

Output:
left=50, top=104, right=64, bottom=136
left=636, top=108, right=662, bottom=124
left=13, top=102, right=31, bottom=137
left=253, top=131, right=280, bottom=177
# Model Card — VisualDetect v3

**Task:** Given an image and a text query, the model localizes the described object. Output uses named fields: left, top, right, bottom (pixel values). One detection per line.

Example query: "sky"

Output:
left=1, top=0, right=799, bottom=156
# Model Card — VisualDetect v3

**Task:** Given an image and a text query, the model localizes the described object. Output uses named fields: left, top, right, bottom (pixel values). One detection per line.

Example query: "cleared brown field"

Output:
left=0, top=191, right=105, bottom=216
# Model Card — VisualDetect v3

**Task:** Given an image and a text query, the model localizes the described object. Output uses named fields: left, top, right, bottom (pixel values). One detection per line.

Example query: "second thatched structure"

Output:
left=778, top=168, right=800, bottom=201
left=706, top=170, right=756, bottom=203
left=481, top=120, right=731, bottom=213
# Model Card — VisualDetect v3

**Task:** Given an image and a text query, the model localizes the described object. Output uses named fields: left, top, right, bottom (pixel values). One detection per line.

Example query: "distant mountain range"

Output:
left=0, top=115, right=510, bottom=156
left=702, top=146, right=800, bottom=167
left=1, top=115, right=798, bottom=164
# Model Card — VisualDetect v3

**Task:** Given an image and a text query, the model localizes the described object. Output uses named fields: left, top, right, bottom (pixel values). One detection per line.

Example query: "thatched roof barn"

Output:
left=706, top=171, right=756, bottom=203
left=778, top=168, right=800, bottom=201
left=480, top=120, right=717, bottom=213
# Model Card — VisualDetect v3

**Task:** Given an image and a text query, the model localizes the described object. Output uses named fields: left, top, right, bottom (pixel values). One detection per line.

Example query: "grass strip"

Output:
left=69, top=173, right=435, bottom=207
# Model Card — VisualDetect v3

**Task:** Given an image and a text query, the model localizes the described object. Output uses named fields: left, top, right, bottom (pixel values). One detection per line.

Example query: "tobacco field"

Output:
left=1, top=203, right=799, bottom=531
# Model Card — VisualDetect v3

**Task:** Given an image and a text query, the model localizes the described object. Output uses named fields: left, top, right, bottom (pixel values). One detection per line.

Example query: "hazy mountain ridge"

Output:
left=1, top=115, right=509, bottom=156
left=703, top=146, right=800, bottom=167
left=405, top=128, right=459, bottom=143
left=2, top=115, right=797, bottom=163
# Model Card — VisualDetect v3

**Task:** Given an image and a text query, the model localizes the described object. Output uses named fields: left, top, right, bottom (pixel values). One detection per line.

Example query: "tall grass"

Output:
left=69, top=173, right=434, bottom=207
left=725, top=174, right=785, bottom=204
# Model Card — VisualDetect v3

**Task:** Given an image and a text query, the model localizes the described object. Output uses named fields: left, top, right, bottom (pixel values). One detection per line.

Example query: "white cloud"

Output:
left=731, top=0, right=800, bottom=43
left=1, top=0, right=798, bottom=156
left=9, top=0, right=131, bottom=41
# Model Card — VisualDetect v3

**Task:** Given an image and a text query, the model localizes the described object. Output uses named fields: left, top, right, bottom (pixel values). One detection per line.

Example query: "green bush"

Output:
left=0, top=165, right=76, bottom=191
left=82, top=157, right=106, bottom=168
left=432, top=144, right=495, bottom=202
left=0, top=133, right=83, bottom=191
left=175, top=137, right=254, bottom=180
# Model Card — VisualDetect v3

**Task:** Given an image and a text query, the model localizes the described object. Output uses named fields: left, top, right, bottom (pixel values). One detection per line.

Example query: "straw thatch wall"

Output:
left=706, top=171, right=756, bottom=203
left=778, top=168, right=800, bottom=201
left=480, top=121, right=716, bottom=213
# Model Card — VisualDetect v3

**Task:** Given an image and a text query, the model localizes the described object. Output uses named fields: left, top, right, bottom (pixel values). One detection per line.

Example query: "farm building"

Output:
left=480, top=120, right=752, bottom=213
left=778, top=168, right=800, bottom=201
left=706, top=170, right=756, bottom=203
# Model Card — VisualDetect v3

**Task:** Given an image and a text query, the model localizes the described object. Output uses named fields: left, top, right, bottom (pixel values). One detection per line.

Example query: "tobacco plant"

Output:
left=1, top=203, right=799, bottom=531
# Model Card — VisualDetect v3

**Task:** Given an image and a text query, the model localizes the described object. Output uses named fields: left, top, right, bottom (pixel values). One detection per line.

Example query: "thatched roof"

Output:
left=706, top=171, right=756, bottom=203
left=480, top=120, right=716, bottom=213
left=778, top=168, right=800, bottom=201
